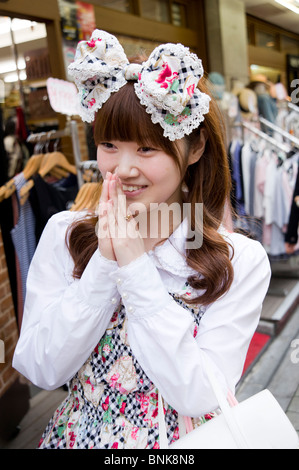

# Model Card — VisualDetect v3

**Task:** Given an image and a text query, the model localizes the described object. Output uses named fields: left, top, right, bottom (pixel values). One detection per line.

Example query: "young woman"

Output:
left=13, top=30, right=271, bottom=449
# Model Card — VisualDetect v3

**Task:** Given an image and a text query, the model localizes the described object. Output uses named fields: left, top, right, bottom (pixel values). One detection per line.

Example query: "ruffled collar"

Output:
left=148, top=218, right=198, bottom=277
left=148, top=217, right=231, bottom=277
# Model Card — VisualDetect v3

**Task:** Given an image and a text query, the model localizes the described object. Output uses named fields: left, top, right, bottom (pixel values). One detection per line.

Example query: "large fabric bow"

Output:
left=68, top=29, right=211, bottom=141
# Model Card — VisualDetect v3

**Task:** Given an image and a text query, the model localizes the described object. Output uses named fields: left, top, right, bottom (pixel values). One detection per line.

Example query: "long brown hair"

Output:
left=67, top=73, right=234, bottom=306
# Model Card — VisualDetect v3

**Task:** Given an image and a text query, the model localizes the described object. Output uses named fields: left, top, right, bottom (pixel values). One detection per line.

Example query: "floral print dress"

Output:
left=38, top=284, right=216, bottom=449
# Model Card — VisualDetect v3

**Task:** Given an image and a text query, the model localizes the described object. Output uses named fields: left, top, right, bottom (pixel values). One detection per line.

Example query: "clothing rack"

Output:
left=78, top=160, right=102, bottom=183
left=78, top=161, right=99, bottom=172
left=259, top=116, right=299, bottom=148
left=288, top=102, right=299, bottom=114
left=27, top=119, right=83, bottom=187
left=241, top=121, right=299, bottom=281
left=241, top=121, right=290, bottom=153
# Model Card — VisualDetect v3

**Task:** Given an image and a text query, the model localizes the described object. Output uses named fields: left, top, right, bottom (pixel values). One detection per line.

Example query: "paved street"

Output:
left=237, top=305, right=299, bottom=440
left=2, top=275, right=299, bottom=449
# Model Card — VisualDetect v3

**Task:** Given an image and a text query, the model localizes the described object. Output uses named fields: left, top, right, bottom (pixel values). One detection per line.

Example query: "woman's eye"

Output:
left=139, top=147, right=156, bottom=153
left=100, top=142, right=115, bottom=150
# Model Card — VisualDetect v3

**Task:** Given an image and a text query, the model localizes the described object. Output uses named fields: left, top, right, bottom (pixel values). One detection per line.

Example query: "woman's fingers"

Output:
left=96, top=173, right=117, bottom=261
left=99, top=172, right=112, bottom=204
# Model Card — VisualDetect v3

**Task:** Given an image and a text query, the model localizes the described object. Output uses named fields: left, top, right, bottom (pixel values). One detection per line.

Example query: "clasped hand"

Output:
left=96, top=172, right=145, bottom=267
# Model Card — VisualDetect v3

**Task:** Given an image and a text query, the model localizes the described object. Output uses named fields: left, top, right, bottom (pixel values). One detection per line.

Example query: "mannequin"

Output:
left=208, top=72, right=239, bottom=146
left=248, top=74, right=278, bottom=132
left=237, top=88, right=258, bottom=122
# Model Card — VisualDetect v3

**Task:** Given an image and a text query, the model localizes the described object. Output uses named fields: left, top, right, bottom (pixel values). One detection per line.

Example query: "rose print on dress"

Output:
left=38, top=293, right=211, bottom=449
left=106, top=355, right=138, bottom=394
left=94, top=334, right=114, bottom=363
left=78, top=363, right=105, bottom=408
left=119, top=316, right=130, bottom=346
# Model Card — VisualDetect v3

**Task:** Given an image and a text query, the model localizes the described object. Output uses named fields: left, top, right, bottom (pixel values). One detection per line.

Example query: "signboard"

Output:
left=76, top=1, right=96, bottom=40
left=58, top=0, right=96, bottom=79
left=58, top=0, right=96, bottom=41
left=47, top=77, right=79, bottom=116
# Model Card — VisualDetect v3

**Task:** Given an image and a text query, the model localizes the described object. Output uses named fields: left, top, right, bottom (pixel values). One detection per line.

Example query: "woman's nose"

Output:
left=114, top=155, right=139, bottom=179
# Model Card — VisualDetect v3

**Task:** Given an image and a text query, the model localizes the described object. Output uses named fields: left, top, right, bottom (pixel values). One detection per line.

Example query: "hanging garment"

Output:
left=10, top=172, right=36, bottom=313
left=285, top=156, right=299, bottom=246
left=29, top=173, right=78, bottom=242
left=257, top=94, right=278, bottom=134
left=229, top=139, right=245, bottom=216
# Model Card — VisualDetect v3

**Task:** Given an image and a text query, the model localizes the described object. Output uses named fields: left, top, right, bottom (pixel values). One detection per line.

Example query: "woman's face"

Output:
left=97, top=140, right=184, bottom=213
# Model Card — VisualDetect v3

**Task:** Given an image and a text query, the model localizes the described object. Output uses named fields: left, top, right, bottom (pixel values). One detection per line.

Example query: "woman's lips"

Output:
left=122, top=185, right=148, bottom=197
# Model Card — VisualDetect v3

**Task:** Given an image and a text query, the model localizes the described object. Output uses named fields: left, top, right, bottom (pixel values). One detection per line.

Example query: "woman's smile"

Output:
left=121, top=184, right=148, bottom=198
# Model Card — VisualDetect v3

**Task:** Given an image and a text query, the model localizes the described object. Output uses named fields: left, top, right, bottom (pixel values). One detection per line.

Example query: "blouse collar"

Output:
left=148, top=218, right=199, bottom=277
left=148, top=217, right=231, bottom=277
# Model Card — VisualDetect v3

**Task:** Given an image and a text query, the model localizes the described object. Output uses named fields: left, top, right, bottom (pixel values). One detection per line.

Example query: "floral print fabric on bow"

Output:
left=68, top=29, right=211, bottom=140
left=134, top=43, right=210, bottom=140
left=139, top=50, right=201, bottom=114
left=68, top=30, right=129, bottom=122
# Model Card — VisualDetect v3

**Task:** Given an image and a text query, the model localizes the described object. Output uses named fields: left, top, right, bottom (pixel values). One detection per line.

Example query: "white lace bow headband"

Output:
left=68, top=29, right=211, bottom=141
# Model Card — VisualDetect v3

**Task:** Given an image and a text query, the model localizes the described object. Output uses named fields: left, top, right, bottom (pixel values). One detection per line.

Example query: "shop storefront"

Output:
left=0, top=0, right=66, bottom=131
left=0, top=0, right=207, bottom=154
left=0, top=0, right=66, bottom=443
left=0, top=0, right=299, bottom=448
left=0, top=0, right=208, bottom=442
left=247, top=14, right=299, bottom=96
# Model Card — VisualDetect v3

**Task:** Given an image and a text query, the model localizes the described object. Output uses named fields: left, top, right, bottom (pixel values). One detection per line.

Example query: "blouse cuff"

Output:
left=77, top=249, right=120, bottom=307
left=109, top=253, right=171, bottom=318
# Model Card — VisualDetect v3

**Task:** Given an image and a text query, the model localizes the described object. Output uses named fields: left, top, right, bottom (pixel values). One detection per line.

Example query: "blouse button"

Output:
left=122, top=292, right=128, bottom=300
left=111, top=297, right=118, bottom=305
left=127, top=305, right=134, bottom=313
left=116, top=278, right=123, bottom=285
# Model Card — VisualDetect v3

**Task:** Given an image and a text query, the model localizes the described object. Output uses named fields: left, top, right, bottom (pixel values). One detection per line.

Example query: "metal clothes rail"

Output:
left=242, top=121, right=290, bottom=153
left=259, top=116, right=299, bottom=149
left=288, top=102, right=299, bottom=114
left=27, top=119, right=83, bottom=187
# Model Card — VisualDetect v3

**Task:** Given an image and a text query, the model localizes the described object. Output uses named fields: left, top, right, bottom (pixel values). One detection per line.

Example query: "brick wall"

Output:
left=0, top=227, right=20, bottom=398
left=0, top=228, right=30, bottom=442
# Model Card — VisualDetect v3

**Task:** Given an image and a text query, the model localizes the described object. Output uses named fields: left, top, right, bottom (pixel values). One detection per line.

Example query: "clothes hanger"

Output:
left=19, top=151, right=77, bottom=205
left=0, top=153, right=44, bottom=203
left=0, top=180, right=13, bottom=203
left=38, top=151, right=77, bottom=178
left=0, top=177, right=16, bottom=202
left=70, top=181, right=102, bottom=212
left=0, top=134, right=47, bottom=203
left=0, top=142, right=44, bottom=202
left=23, top=153, right=44, bottom=180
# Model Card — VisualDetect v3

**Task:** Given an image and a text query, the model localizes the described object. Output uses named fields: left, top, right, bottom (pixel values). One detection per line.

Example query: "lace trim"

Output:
left=68, top=31, right=211, bottom=138
left=68, top=29, right=129, bottom=123
left=134, top=42, right=210, bottom=141
left=75, top=74, right=127, bottom=123
left=135, top=83, right=210, bottom=141
left=148, top=241, right=198, bottom=277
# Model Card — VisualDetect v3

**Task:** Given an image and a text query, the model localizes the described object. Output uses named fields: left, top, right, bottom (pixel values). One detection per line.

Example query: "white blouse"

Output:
left=13, top=210, right=271, bottom=417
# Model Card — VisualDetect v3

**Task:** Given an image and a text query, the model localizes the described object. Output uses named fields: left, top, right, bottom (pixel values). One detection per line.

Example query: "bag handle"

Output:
left=201, top=351, right=250, bottom=449
left=158, top=351, right=251, bottom=449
